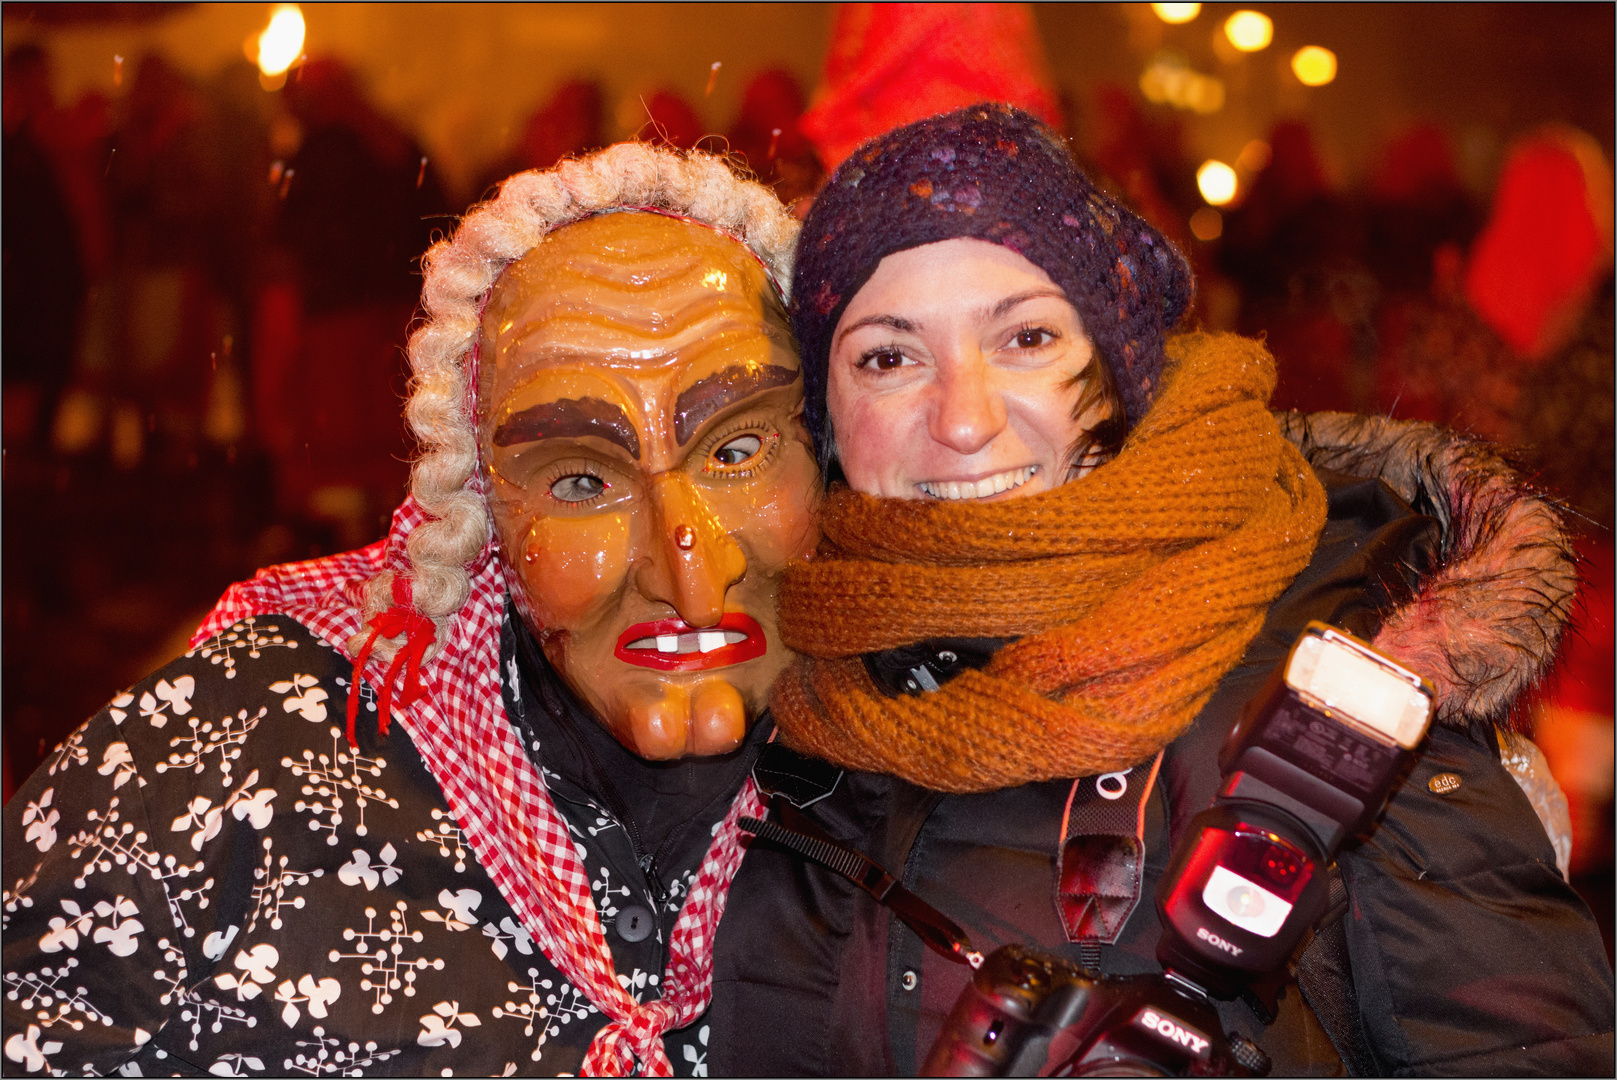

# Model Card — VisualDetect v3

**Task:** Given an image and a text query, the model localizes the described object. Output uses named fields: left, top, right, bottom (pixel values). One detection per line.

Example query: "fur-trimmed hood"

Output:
left=1281, top=412, right=1577, bottom=733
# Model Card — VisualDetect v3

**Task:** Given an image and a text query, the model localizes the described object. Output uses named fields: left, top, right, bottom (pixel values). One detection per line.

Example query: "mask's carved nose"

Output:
left=633, top=472, right=746, bottom=627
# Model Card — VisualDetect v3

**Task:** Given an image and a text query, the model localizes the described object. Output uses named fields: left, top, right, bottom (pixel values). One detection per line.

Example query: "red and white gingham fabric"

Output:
left=194, top=497, right=763, bottom=1076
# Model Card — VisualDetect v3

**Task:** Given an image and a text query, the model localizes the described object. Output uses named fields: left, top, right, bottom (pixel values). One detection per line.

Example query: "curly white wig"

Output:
left=351, top=142, right=802, bottom=661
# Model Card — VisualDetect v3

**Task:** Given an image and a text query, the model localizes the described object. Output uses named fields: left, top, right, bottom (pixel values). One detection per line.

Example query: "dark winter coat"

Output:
left=707, top=422, right=1615, bottom=1077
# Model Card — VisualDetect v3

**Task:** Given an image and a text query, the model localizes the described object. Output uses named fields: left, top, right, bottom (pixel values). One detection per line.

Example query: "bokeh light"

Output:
left=1140, top=55, right=1225, bottom=114
left=257, top=4, right=306, bottom=78
left=1189, top=207, right=1224, bottom=241
left=1292, top=45, right=1338, bottom=86
left=1224, top=11, right=1274, bottom=52
left=1237, top=139, right=1273, bottom=173
left=1197, top=160, right=1238, bottom=205
left=1151, top=3, right=1202, bottom=24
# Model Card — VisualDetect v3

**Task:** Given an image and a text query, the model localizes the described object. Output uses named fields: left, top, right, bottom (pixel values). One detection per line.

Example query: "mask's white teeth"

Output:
left=920, top=465, right=1038, bottom=500
left=625, top=629, right=750, bottom=654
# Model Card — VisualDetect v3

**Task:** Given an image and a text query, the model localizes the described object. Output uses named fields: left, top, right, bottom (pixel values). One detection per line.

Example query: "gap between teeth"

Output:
left=919, top=465, right=1038, bottom=501
left=625, top=630, right=749, bottom=654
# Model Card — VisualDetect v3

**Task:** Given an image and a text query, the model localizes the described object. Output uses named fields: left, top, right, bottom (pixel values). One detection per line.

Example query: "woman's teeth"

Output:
left=918, top=465, right=1038, bottom=500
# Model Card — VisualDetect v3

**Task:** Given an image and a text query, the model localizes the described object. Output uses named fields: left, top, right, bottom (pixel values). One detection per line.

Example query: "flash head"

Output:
left=1284, top=624, right=1433, bottom=749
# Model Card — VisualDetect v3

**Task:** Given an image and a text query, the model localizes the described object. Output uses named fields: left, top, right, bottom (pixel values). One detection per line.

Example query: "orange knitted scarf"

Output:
left=771, top=332, right=1328, bottom=793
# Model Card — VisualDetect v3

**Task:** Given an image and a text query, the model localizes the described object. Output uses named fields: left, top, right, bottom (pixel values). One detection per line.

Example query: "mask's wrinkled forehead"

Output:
left=473, top=211, right=792, bottom=414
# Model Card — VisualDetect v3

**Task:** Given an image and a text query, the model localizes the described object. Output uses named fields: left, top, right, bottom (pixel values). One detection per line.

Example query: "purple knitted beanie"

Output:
left=790, top=102, right=1193, bottom=462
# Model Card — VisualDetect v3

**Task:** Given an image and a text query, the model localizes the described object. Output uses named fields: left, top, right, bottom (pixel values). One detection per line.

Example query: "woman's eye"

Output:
left=550, top=474, right=607, bottom=503
left=860, top=348, right=906, bottom=371
left=1013, top=328, right=1055, bottom=348
left=712, top=434, right=764, bottom=468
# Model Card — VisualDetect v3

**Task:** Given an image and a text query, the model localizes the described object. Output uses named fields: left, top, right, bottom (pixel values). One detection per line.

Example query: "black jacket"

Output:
left=708, top=471, right=1615, bottom=1076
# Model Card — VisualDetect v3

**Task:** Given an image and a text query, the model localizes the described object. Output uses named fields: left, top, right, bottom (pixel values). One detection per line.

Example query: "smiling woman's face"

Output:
left=479, top=212, right=820, bottom=759
left=827, top=238, right=1107, bottom=500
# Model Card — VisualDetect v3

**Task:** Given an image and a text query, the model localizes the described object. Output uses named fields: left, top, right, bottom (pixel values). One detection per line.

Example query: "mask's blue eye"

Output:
left=550, top=474, right=606, bottom=502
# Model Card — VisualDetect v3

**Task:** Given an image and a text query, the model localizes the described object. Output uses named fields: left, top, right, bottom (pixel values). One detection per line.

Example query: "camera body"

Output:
left=921, top=944, right=1247, bottom=1077
left=926, top=624, right=1434, bottom=1076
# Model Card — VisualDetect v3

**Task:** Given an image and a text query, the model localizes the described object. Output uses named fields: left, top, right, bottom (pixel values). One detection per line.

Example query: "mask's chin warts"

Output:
left=620, top=682, right=688, bottom=759
left=616, top=678, right=749, bottom=759
left=918, top=464, right=1039, bottom=500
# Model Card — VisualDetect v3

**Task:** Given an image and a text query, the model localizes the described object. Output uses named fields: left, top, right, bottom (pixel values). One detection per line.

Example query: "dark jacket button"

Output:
left=616, top=904, right=655, bottom=943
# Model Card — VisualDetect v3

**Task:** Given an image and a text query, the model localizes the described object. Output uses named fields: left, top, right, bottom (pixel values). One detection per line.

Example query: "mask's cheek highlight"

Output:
left=753, top=446, right=824, bottom=565
left=518, top=512, right=632, bottom=629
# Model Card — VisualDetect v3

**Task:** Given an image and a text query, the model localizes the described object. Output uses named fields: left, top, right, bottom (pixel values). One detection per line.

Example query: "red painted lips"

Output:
left=613, top=613, right=767, bottom=671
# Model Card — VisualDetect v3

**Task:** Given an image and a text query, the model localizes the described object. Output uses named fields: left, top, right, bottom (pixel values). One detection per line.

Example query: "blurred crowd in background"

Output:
left=3, top=3, right=1612, bottom=949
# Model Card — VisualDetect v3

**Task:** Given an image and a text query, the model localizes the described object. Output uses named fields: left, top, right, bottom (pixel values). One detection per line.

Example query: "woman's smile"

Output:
left=917, top=464, right=1039, bottom=500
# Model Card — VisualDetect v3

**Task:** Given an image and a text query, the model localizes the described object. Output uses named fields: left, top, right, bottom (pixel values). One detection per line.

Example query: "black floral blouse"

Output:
left=2, top=618, right=718, bottom=1077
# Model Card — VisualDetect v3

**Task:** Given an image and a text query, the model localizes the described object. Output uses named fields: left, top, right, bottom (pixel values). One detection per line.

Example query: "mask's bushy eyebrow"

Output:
left=674, top=364, right=800, bottom=445
left=493, top=397, right=641, bottom=460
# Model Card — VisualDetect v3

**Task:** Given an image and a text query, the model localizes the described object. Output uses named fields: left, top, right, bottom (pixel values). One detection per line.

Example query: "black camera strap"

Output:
left=739, top=811, right=984, bottom=969
left=1054, top=751, right=1164, bottom=952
